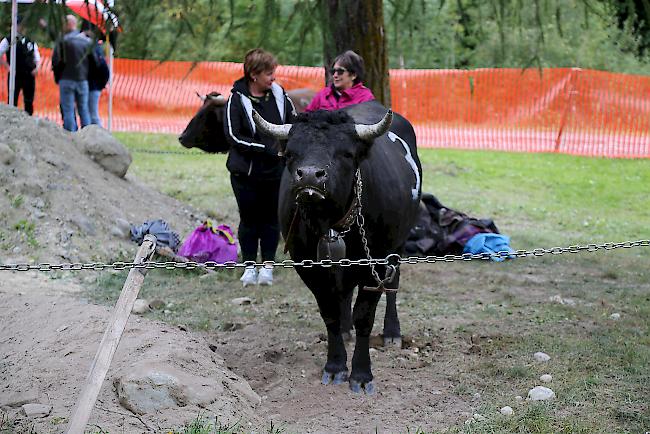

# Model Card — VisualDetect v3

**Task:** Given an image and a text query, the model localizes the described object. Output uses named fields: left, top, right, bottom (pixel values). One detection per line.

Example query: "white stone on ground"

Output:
left=549, top=294, right=576, bottom=306
left=132, top=299, right=150, bottom=314
left=540, top=374, right=552, bottom=383
left=515, top=395, right=523, bottom=401
left=609, top=313, right=621, bottom=320
left=21, top=403, right=51, bottom=418
left=231, top=297, right=252, bottom=305
left=533, top=351, right=551, bottom=362
left=500, top=406, right=514, bottom=416
left=528, top=385, right=555, bottom=401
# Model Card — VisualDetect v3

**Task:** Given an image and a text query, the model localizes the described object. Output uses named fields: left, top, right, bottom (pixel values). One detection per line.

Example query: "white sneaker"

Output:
left=257, top=267, right=273, bottom=286
left=240, top=267, right=258, bottom=287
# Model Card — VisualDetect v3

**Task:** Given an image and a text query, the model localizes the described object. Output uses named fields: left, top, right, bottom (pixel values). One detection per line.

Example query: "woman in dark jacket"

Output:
left=224, top=48, right=296, bottom=287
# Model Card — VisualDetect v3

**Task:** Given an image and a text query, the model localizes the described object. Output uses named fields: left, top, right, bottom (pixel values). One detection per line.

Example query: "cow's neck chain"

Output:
left=353, top=169, right=397, bottom=290
left=332, top=169, right=362, bottom=235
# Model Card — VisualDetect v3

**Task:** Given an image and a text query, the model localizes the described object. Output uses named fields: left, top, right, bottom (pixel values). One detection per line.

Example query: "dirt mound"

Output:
left=0, top=106, right=262, bottom=431
left=0, top=104, right=198, bottom=265
left=0, top=276, right=262, bottom=432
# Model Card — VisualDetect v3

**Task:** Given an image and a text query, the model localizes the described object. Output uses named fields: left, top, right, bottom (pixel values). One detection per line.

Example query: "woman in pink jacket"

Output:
left=305, top=50, right=375, bottom=112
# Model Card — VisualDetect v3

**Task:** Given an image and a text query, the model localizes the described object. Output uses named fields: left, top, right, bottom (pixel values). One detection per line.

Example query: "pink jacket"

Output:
left=305, top=83, right=375, bottom=112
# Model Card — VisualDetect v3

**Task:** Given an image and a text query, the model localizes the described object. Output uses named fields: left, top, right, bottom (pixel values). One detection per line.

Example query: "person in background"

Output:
left=52, top=14, right=92, bottom=131
left=82, top=20, right=110, bottom=127
left=38, top=17, right=59, bottom=44
left=305, top=50, right=374, bottom=112
left=0, top=15, right=41, bottom=115
left=223, top=48, right=297, bottom=287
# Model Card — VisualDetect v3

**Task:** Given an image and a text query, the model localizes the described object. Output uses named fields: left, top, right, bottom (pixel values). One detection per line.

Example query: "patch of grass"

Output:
left=116, top=131, right=650, bottom=253
left=13, top=219, right=38, bottom=248
left=114, top=132, right=236, bottom=223
left=10, top=194, right=23, bottom=208
left=452, top=402, right=595, bottom=433
left=419, top=149, right=650, bottom=247
left=171, top=415, right=240, bottom=434
left=0, top=412, right=37, bottom=434
left=169, top=414, right=285, bottom=434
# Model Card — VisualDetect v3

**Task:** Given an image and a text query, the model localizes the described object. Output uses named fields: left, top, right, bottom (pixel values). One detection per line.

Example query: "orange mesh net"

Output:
left=2, top=49, right=648, bottom=158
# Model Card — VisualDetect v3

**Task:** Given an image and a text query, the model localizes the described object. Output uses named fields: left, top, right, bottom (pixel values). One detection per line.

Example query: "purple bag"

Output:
left=178, top=221, right=238, bottom=263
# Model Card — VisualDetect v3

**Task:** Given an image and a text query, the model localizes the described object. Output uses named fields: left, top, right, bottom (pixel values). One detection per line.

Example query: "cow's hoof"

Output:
left=322, top=370, right=348, bottom=385
left=349, top=379, right=376, bottom=395
left=383, top=336, right=402, bottom=348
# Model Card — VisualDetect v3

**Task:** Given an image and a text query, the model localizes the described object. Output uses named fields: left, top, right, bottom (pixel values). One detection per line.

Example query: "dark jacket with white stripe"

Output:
left=224, top=77, right=296, bottom=180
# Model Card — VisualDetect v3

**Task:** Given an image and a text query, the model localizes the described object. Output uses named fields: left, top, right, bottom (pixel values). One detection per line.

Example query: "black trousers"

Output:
left=7, top=73, right=35, bottom=115
left=230, top=174, right=281, bottom=263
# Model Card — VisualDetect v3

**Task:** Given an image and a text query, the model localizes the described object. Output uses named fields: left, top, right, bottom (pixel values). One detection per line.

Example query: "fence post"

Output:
left=8, top=0, right=17, bottom=107
left=554, top=68, right=579, bottom=153
left=66, top=234, right=157, bottom=434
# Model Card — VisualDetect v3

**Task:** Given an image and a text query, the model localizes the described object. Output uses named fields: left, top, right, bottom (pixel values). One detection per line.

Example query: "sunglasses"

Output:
left=330, top=67, right=348, bottom=75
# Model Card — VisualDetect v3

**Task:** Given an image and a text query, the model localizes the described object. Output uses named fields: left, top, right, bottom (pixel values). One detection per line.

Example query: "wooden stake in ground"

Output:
left=66, top=235, right=157, bottom=434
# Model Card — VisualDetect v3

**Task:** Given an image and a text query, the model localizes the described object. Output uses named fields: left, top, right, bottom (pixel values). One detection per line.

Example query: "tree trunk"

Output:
left=320, top=0, right=390, bottom=106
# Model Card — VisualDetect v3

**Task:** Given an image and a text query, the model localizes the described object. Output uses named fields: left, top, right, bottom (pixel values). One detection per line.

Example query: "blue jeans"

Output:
left=88, top=89, right=102, bottom=127
left=59, top=79, right=91, bottom=132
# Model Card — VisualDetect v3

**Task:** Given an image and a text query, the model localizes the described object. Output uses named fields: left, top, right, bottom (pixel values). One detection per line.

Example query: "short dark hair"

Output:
left=332, top=50, right=365, bottom=85
left=243, top=48, right=278, bottom=82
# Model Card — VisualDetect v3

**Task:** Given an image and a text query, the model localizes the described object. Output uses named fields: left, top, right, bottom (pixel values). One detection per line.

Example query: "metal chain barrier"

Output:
left=1, top=239, right=648, bottom=273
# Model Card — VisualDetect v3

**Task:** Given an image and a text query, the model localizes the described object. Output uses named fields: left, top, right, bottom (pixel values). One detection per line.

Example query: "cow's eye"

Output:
left=343, top=151, right=354, bottom=160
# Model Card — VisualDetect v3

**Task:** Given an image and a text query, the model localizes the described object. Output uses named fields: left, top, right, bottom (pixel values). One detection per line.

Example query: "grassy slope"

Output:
left=107, top=132, right=649, bottom=433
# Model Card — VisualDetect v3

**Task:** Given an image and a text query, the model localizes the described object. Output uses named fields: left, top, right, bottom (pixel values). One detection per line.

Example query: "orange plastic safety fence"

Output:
left=1, top=49, right=648, bottom=158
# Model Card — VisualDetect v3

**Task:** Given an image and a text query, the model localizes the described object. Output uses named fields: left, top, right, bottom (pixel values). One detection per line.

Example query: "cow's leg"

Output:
left=349, top=287, right=382, bottom=394
left=298, top=269, right=349, bottom=385
left=382, top=267, right=402, bottom=347
left=340, top=290, right=354, bottom=341
left=316, top=291, right=349, bottom=385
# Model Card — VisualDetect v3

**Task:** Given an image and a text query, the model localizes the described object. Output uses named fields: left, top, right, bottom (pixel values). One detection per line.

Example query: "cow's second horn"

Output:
left=354, top=110, right=393, bottom=141
left=252, top=111, right=292, bottom=140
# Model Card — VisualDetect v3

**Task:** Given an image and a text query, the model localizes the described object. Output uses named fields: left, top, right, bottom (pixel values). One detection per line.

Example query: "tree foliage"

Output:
left=1, top=0, right=648, bottom=75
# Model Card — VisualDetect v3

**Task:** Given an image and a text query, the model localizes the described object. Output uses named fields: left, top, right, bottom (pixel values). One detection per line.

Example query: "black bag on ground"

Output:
left=405, top=193, right=499, bottom=256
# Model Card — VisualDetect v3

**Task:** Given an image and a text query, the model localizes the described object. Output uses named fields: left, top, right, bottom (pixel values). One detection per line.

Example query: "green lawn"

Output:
left=115, top=131, right=650, bottom=249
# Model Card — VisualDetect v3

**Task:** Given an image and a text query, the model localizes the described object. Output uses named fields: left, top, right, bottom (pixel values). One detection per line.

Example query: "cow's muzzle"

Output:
left=294, top=165, right=328, bottom=202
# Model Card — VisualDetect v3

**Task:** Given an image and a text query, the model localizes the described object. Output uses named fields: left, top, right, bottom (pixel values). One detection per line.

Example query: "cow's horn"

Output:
left=354, top=110, right=393, bottom=141
left=196, top=91, right=206, bottom=102
left=207, top=93, right=226, bottom=103
left=252, top=110, right=292, bottom=140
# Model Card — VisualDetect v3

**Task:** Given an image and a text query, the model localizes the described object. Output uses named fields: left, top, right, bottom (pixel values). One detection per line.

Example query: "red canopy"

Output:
left=61, top=0, right=120, bottom=31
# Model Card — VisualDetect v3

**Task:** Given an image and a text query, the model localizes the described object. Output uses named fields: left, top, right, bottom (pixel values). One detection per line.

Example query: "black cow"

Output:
left=253, top=100, right=422, bottom=393
left=178, top=89, right=315, bottom=153
left=178, top=92, right=229, bottom=153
